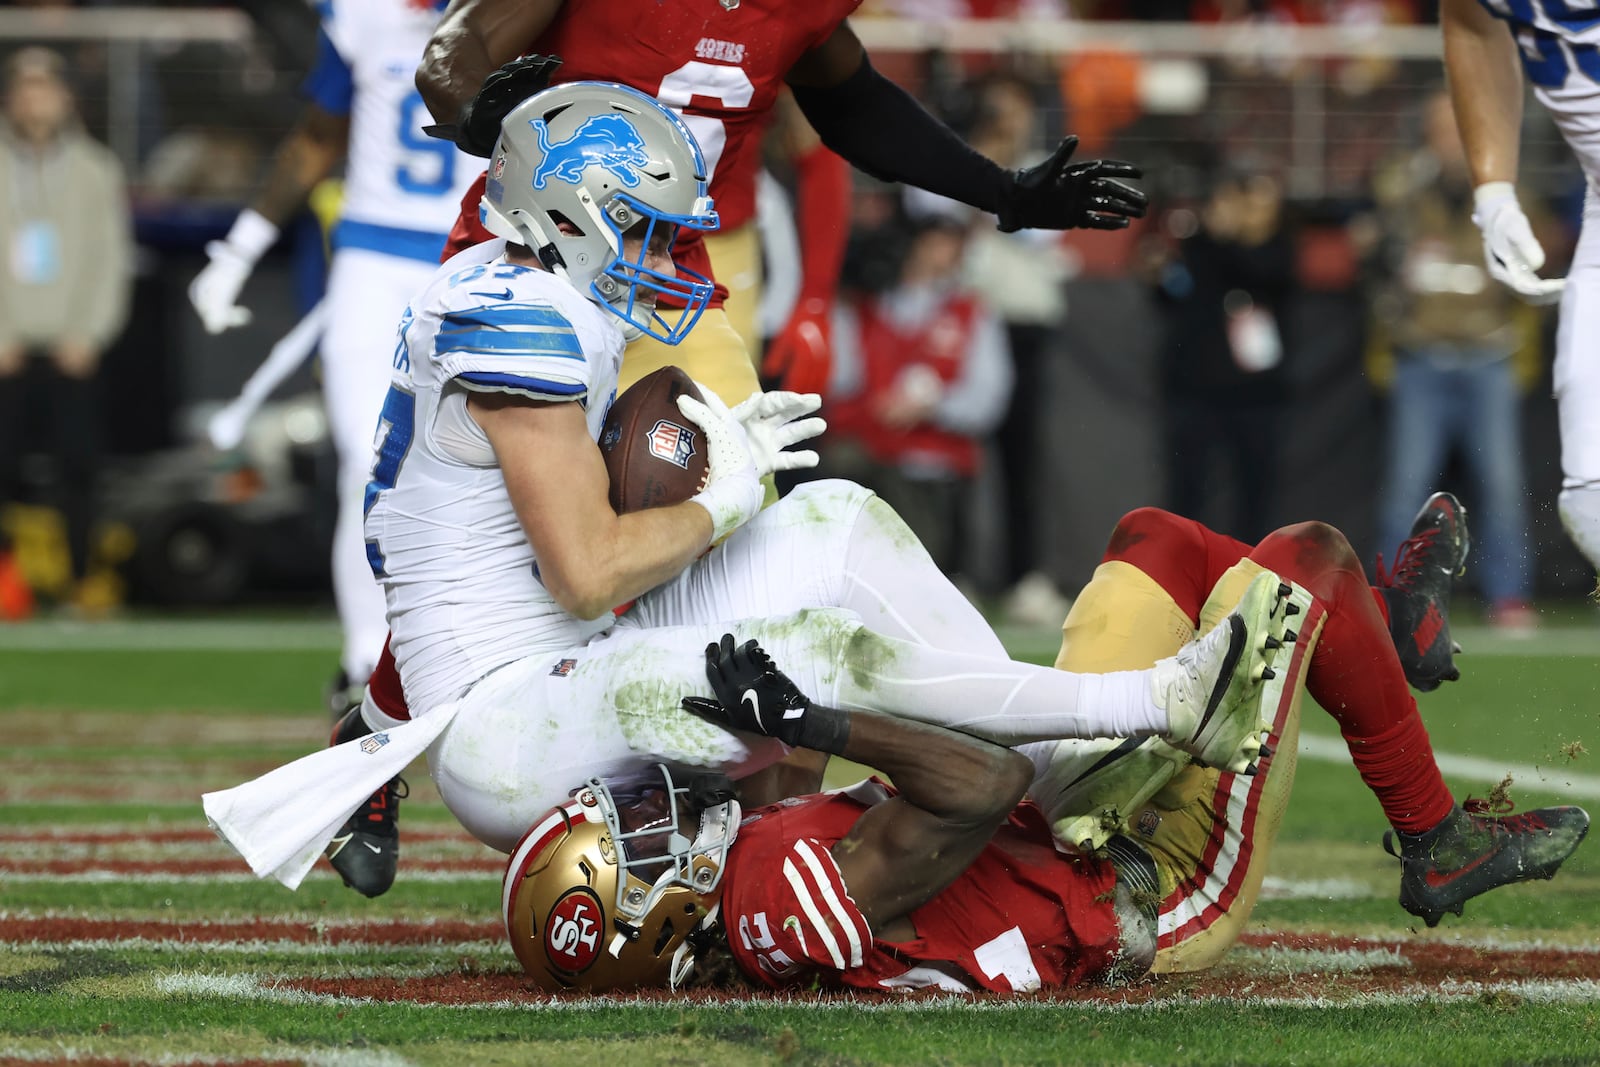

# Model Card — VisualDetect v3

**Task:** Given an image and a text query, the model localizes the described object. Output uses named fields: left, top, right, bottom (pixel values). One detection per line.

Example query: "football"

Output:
left=599, top=366, right=711, bottom=514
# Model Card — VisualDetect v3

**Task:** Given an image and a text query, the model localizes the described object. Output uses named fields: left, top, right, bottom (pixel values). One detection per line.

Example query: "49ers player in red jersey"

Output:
left=500, top=501, right=1590, bottom=994
left=414, top=0, right=1146, bottom=402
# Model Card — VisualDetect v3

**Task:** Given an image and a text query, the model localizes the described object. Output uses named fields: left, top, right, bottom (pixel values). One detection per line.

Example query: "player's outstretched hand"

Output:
left=1473, top=182, right=1565, bottom=306
left=426, top=54, right=564, bottom=158
left=730, top=389, right=825, bottom=478
left=683, top=634, right=851, bottom=752
left=997, top=135, right=1148, bottom=234
left=676, top=389, right=763, bottom=541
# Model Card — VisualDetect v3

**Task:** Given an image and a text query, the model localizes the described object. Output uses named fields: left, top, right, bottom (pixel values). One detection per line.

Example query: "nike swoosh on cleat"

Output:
left=1422, top=847, right=1497, bottom=888
left=471, top=288, right=515, bottom=301
left=1196, top=615, right=1248, bottom=737
left=363, top=842, right=384, bottom=854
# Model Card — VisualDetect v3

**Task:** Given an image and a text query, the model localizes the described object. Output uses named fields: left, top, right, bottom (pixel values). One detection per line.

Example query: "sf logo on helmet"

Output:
left=543, top=887, right=604, bottom=973
left=530, top=115, right=650, bottom=190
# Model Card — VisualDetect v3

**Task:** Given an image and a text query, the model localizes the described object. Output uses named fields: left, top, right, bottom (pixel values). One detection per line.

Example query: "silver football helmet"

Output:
left=502, top=765, right=740, bottom=991
left=481, top=81, right=720, bottom=344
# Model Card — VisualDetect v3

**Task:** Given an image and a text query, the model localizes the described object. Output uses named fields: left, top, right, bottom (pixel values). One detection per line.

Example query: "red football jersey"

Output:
left=720, top=782, right=1124, bottom=993
left=443, top=0, right=863, bottom=293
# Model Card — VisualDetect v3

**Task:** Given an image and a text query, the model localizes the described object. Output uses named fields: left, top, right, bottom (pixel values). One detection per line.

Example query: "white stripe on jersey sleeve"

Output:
left=782, top=839, right=869, bottom=970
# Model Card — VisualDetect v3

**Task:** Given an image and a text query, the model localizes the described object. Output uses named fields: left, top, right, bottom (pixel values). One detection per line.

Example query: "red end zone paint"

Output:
left=267, top=932, right=1600, bottom=1005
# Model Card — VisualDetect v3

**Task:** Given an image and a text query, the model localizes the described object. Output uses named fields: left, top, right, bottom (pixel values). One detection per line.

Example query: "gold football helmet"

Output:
left=502, top=765, right=740, bottom=991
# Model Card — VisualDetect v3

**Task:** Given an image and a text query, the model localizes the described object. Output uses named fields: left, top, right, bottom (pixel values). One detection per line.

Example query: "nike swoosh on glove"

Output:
left=997, top=135, right=1149, bottom=234
left=1473, top=182, right=1565, bottom=306
left=681, top=633, right=850, bottom=754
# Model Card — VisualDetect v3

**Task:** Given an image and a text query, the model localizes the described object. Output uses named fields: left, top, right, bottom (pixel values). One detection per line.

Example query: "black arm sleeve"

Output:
left=790, top=54, right=1013, bottom=215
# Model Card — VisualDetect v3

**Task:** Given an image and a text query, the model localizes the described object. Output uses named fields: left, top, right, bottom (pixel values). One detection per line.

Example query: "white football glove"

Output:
left=729, top=390, right=825, bottom=479
left=1472, top=182, right=1565, bottom=306
left=676, top=390, right=763, bottom=542
left=188, top=209, right=280, bottom=334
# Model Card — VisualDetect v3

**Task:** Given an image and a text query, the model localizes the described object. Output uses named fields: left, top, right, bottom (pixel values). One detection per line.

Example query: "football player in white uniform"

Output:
left=266, top=80, right=1283, bottom=897
left=1442, top=0, right=1600, bottom=584
left=188, top=0, right=478, bottom=709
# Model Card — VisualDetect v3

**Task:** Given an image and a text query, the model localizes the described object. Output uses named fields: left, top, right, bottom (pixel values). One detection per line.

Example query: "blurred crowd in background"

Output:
left=0, top=0, right=1587, bottom=633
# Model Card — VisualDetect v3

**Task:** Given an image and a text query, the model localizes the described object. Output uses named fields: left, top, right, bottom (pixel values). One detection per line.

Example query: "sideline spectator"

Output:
left=0, top=47, right=132, bottom=616
left=1151, top=162, right=1294, bottom=542
left=1367, top=88, right=1540, bottom=634
left=824, top=209, right=1014, bottom=582
left=960, top=72, right=1078, bottom=625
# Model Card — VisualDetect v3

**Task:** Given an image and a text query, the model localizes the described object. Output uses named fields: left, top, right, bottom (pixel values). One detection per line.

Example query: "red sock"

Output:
left=367, top=635, right=411, bottom=723
left=1249, top=522, right=1454, bottom=833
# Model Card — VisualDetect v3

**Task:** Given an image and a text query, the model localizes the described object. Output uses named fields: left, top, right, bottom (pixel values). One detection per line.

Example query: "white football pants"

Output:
left=426, top=480, right=1167, bottom=852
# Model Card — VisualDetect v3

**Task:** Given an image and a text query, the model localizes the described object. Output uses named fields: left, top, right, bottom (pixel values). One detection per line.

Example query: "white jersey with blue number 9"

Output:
left=1478, top=0, right=1600, bottom=179
left=312, top=0, right=479, bottom=233
left=363, top=239, right=627, bottom=715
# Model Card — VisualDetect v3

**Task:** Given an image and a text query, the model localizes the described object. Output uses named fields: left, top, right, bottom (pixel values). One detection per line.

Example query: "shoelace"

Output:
left=1373, top=527, right=1439, bottom=591
left=359, top=776, right=409, bottom=830
left=1461, top=794, right=1549, bottom=835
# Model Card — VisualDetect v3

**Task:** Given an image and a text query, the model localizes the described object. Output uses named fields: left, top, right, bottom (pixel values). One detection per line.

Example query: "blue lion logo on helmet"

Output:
left=530, top=115, right=651, bottom=190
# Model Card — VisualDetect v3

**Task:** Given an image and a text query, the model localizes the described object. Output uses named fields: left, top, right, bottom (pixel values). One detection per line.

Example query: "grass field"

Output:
left=4, top=615, right=1600, bottom=1066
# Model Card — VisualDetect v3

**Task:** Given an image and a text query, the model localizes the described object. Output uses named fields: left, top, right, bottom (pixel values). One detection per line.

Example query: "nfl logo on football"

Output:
left=645, top=419, right=697, bottom=470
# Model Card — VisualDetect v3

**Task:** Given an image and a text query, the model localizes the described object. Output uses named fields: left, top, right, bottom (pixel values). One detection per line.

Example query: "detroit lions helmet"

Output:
left=481, top=81, right=719, bottom=344
left=502, top=765, right=740, bottom=991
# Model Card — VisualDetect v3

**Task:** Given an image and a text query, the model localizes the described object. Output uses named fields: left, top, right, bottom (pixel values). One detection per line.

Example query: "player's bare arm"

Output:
left=683, top=635, right=1033, bottom=936
left=416, top=0, right=563, bottom=126
left=470, top=393, right=715, bottom=620
left=251, top=104, right=350, bottom=227
left=1442, top=0, right=1523, bottom=186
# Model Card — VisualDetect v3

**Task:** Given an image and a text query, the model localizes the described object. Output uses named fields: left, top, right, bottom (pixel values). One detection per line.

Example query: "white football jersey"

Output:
left=363, top=239, right=627, bottom=714
left=1476, top=0, right=1600, bottom=181
left=311, top=0, right=479, bottom=237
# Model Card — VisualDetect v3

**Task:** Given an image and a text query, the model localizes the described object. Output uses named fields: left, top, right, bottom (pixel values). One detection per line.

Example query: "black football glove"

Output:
left=423, top=54, right=563, bottom=158
left=681, top=633, right=850, bottom=754
left=995, top=135, right=1148, bottom=234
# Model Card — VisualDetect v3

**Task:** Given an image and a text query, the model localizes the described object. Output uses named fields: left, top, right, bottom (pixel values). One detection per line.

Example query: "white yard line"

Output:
left=1297, top=732, right=1600, bottom=798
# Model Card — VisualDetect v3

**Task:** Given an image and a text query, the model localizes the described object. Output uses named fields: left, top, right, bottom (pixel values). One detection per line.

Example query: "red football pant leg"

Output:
left=1101, top=509, right=1454, bottom=834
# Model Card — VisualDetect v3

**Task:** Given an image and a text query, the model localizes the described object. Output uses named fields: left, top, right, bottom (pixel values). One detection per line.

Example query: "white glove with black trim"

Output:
left=188, top=209, right=280, bottom=334
left=1473, top=182, right=1565, bottom=306
left=676, top=390, right=763, bottom=542
left=729, top=390, right=825, bottom=479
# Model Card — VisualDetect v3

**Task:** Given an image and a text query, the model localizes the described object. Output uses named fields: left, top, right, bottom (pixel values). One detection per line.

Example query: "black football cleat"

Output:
left=1376, top=492, right=1470, bottom=693
left=1383, top=801, right=1589, bottom=927
left=325, top=776, right=407, bottom=898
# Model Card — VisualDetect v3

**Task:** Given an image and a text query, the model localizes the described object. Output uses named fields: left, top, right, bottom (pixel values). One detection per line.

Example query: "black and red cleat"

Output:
left=1383, top=800, right=1589, bottom=927
left=325, top=776, right=407, bottom=898
left=1376, top=492, right=1470, bottom=693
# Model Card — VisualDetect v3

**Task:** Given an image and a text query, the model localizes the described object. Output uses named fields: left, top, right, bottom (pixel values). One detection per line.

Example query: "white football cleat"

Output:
left=1153, top=570, right=1288, bottom=774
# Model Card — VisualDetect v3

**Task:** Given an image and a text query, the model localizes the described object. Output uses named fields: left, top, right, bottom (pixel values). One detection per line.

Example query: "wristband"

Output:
left=689, top=476, right=763, bottom=543
left=224, top=209, right=281, bottom=264
left=1472, top=181, right=1517, bottom=218
left=792, top=703, right=851, bottom=756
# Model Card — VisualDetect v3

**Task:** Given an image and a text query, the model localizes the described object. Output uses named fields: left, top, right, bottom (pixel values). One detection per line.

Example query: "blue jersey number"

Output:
left=1517, top=25, right=1600, bottom=87
left=395, top=90, right=456, bottom=196
left=364, top=385, right=416, bottom=578
left=1494, top=0, right=1600, bottom=87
